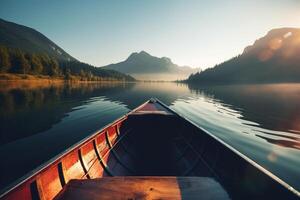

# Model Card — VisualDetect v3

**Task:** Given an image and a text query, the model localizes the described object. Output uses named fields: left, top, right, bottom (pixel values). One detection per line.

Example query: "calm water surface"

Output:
left=0, top=82, right=300, bottom=191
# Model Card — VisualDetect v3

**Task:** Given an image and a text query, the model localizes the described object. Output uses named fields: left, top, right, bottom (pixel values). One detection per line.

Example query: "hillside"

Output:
left=187, top=28, right=300, bottom=84
left=0, top=18, right=75, bottom=61
left=0, top=18, right=135, bottom=81
left=102, top=51, right=199, bottom=81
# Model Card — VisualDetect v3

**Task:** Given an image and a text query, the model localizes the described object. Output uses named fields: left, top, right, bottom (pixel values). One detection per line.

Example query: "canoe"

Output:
left=0, top=99, right=299, bottom=200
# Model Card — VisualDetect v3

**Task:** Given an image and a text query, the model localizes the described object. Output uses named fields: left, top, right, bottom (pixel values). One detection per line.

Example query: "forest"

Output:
left=0, top=45, right=135, bottom=81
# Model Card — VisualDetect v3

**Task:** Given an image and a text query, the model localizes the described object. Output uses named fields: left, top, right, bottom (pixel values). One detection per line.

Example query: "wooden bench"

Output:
left=55, top=176, right=230, bottom=200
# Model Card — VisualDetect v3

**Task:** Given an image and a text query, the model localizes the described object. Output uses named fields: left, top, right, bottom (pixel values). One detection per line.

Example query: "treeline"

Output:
left=186, top=54, right=300, bottom=84
left=0, top=46, right=135, bottom=81
left=186, top=55, right=244, bottom=84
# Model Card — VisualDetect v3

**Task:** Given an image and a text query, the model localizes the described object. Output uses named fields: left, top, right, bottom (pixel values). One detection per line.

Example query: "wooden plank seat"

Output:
left=55, top=176, right=230, bottom=200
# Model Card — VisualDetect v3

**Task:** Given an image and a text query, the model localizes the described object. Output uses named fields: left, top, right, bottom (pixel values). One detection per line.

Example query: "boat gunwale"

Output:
left=0, top=100, right=150, bottom=198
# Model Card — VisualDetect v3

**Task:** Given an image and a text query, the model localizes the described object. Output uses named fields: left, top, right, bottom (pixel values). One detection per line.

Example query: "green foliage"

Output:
left=64, top=67, right=71, bottom=80
left=0, top=18, right=75, bottom=62
left=49, top=58, right=60, bottom=77
left=0, top=46, right=135, bottom=81
left=30, top=54, right=43, bottom=74
left=14, top=49, right=30, bottom=74
left=0, top=45, right=11, bottom=72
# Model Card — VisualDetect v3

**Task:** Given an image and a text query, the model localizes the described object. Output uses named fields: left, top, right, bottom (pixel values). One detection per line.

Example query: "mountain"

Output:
left=0, top=18, right=75, bottom=61
left=0, top=18, right=135, bottom=81
left=187, top=28, right=300, bottom=84
left=102, top=51, right=199, bottom=81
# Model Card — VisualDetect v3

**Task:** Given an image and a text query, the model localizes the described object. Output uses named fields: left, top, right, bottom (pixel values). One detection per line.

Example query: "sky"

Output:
left=0, top=0, right=300, bottom=69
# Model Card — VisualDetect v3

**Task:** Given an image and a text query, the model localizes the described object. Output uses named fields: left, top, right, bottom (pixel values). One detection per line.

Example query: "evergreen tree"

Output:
left=87, top=71, right=93, bottom=80
left=49, top=58, right=60, bottom=76
left=40, top=54, right=51, bottom=74
left=30, top=54, right=43, bottom=74
left=0, top=46, right=11, bottom=72
left=14, top=49, right=30, bottom=74
left=0, top=45, right=134, bottom=81
left=79, top=69, right=86, bottom=80
left=64, top=67, right=71, bottom=80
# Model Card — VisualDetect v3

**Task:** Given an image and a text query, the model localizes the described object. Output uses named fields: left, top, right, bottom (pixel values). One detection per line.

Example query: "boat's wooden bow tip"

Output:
left=131, top=99, right=174, bottom=115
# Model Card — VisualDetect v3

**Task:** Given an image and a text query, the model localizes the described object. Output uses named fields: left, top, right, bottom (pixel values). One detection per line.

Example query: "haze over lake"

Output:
left=0, top=82, right=299, bottom=191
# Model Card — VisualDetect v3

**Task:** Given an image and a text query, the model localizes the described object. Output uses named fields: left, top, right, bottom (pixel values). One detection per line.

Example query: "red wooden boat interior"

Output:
left=0, top=99, right=299, bottom=200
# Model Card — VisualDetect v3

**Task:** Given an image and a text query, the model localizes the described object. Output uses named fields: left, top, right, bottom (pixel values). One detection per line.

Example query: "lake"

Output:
left=0, top=81, right=299, bottom=192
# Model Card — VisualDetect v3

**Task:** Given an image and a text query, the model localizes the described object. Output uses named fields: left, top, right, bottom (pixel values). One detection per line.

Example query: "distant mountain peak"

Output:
left=102, top=51, right=199, bottom=81
left=127, top=50, right=151, bottom=60
left=139, top=50, right=149, bottom=55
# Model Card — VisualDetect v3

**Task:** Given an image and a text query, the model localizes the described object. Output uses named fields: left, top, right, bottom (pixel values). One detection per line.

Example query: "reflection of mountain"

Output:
left=187, top=28, right=300, bottom=84
left=3, top=82, right=300, bottom=146
left=0, top=83, right=136, bottom=144
left=187, top=83, right=300, bottom=134
left=0, top=82, right=191, bottom=144
left=101, top=82, right=192, bottom=109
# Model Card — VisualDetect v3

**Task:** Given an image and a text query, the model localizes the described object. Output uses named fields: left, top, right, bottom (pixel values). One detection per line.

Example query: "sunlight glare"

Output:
left=283, top=32, right=292, bottom=39
left=268, top=38, right=282, bottom=50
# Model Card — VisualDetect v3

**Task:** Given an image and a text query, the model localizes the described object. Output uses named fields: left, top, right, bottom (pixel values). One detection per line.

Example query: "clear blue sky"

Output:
left=0, top=0, right=300, bottom=69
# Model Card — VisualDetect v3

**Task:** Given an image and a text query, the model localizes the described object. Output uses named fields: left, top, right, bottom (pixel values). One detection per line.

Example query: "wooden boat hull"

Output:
left=0, top=99, right=299, bottom=199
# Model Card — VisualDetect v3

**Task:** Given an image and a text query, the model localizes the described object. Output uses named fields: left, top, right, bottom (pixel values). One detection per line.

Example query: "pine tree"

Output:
left=49, top=58, right=59, bottom=76
left=30, top=54, right=43, bottom=74
left=40, top=54, right=51, bottom=74
left=64, top=67, right=71, bottom=80
left=0, top=46, right=11, bottom=72
left=14, top=49, right=30, bottom=74
left=87, top=71, right=93, bottom=81
left=79, top=69, right=86, bottom=80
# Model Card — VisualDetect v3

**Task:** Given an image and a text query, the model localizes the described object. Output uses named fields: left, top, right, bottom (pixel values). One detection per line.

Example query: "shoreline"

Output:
left=0, top=73, right=135, bottom=83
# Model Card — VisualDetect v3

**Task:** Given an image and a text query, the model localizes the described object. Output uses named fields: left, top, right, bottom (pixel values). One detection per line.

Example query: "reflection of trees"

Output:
left=0, top=82, right=195, bottom=145
left=0, top=82, right=135, bottom=144
left=187, top=83, right=300, bottom=134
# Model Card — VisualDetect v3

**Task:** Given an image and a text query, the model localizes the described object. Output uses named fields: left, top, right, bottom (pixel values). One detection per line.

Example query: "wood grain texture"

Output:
left=61, top=150, right=86, bottom=183
left=36, top=164, right=62, bottom=200
left=81, top=142, right=103, bottom=178
left=55, top=176, right=229, bottom=200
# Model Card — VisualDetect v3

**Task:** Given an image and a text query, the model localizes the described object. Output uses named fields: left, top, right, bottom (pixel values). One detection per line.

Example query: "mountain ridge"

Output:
left=187, top=27, right=300, bottom=84
left=0, top=18, right=76, bottom=61
left=0, top=18, right=135, bottom=81
left=102, top=51, right=199, bottom=80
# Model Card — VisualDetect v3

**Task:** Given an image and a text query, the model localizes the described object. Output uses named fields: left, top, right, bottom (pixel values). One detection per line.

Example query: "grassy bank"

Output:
left=0, top=73, right=136, bottom=92
left=0, top=73, right=63, bottom=81
left=0, top=73, right=135, bottom=82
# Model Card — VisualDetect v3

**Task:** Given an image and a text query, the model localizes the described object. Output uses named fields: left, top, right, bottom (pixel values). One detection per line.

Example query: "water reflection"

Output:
left=186, top=84, right=300, bottom=153
left=187, top=84, right=300, bottom=134
left=0, top=82, right=135, bottom=144
left=0, top=82, right=300, bottom=192
left=1, top=82, right=300, bottom=150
